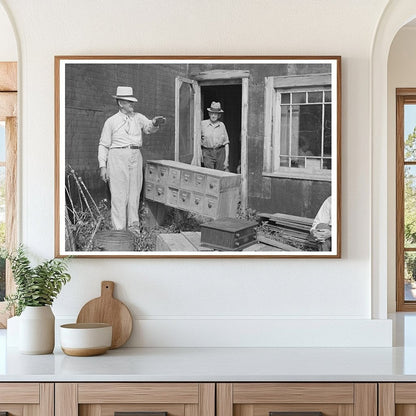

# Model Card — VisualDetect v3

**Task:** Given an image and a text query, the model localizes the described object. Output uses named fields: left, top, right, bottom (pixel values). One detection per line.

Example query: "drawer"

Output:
left=154, top=185, right=166, bottom=204
left=166, top=187, right=179, bottom=207
left=56, top=383, right=214, bottom=416
left=168, top=168, right=181, bottom=187
left=144, top=182, right=155, bottom=201
left=178, top=190, right=191, bottom=209
left=206, top=176, right=220, bottom=195
left=203, top=196, right=218, bottom=217
left=146, top=163, right=159, bottom=183
left=217, top=383, right=375, bottom=416
left=158, top=165, right=169, bottom=185
left=190, top=192, right=204, bottom=214
left=194, top=173, right=206, bottom=192
left=181, top=171, right=195, bottom=190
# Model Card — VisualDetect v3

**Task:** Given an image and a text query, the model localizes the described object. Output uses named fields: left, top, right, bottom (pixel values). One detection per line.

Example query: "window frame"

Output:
left=0, top=62, right=17, bottom=327
left=263, top=73, right=332, bottom=181
left=396, top=89, right=416, bottom=311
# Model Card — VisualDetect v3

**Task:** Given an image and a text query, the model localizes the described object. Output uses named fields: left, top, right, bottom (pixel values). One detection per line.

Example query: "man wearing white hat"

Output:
left=98, top=86, right=166, bottom=231
left=201, top=102, right=230, bottom=171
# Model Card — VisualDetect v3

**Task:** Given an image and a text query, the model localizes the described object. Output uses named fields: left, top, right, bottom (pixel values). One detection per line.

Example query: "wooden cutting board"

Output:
left=76, top=281, right=133, bottom=349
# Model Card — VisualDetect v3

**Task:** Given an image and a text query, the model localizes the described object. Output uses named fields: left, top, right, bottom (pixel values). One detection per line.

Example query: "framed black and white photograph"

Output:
left=55, top=56, right=341, bottom=258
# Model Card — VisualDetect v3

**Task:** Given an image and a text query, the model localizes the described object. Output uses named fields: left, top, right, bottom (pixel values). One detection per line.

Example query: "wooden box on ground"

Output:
left=200, top=218, right=258, bottom=251
left=55, top=383, right=215, bottom=416
left=145, top=160, right=241, bottom=219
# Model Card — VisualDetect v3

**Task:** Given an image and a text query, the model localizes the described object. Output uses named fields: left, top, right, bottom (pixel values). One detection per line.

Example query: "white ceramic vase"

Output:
left=19, top=305, right=55, bottom=354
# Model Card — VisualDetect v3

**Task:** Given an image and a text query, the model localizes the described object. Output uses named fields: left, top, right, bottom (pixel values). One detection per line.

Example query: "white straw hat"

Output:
left=112, top=86, right=138, bottom=102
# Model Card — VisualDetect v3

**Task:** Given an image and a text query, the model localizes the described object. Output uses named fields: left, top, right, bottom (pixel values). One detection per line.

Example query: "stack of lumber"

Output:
left=257, top=212, right=318, bottom=251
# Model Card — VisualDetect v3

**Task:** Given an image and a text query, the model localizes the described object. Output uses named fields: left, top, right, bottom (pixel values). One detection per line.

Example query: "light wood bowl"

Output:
left=60, top=323, right=112, bottom=356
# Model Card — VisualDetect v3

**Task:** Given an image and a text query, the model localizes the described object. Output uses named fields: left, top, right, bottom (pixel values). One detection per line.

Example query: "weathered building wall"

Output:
left=65, top=63, right=187, bottom=202
left=189, top=63, right=332, bottom=218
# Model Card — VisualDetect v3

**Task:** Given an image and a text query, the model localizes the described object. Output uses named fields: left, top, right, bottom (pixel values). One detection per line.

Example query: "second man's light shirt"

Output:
left=201, top=120, right=229, bottom=149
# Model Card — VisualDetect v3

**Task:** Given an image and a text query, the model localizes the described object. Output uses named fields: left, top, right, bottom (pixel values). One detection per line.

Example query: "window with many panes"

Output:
left=263, top=73, right=332, bottom=181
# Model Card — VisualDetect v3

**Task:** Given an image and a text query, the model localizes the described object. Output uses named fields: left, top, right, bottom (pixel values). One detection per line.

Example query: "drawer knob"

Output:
left=157, top=189, right=163, bottom=196
left=209, top=183, right=214, bottom=189
left=208, top=202, right=213, bottom=208
left=195, top=199, right=200, bottom=205
left=236, top=233, right=240, bottom=238
left=235, top=242, right=240, bottom=247
left=182, top=197, right=186, bottom=202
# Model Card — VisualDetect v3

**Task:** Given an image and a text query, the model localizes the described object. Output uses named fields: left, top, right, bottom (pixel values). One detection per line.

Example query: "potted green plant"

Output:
left=4, top=246, right=71, bottom=354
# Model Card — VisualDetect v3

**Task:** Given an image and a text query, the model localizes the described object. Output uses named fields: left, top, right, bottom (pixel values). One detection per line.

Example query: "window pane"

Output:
left=308, top=91, right=323, bottom=103
left=324, top=90, right=332, bottom=103
left=323, top=158, right=331, bottom=170
left=292, top=104, right=322, bottom=157
left=404, top=104, right=416, bottom=162
left=405, top=165, right=416, bottom=248
left=292, top=92, right=306, bottom=104
left=279, top=156, right=289, bottom=167
left=324, top=103, right=332, bottom=157
left=281, top=93, right=290, bottom=104
left=290, top=156, right=305, bottom=168
left=280, top=105, right=290, bottom=156
left=0, top=122, right=5, bottom=163
left=405, top=252, right=416, bottom=301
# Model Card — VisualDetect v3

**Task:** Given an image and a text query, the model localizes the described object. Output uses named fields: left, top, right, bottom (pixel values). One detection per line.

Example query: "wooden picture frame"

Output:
left=55, top=56, right=341, bottom=258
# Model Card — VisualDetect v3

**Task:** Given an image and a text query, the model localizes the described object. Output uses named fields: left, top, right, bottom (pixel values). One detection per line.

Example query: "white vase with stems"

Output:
left=18, top=305, right=55, bottom=354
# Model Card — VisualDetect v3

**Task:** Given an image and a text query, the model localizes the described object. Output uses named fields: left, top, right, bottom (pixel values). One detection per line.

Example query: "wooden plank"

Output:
left=0, top=92, right=17, bottom=120
left=38, top=383, right=54, bottom=416
left=0, top=62, right=17, bottom=91
left=240, top=77, right=248, bottom=212
left=233, top=383, right=354, bottom=404
left=395, top=383, right=416, bottom=403
left=273, top=73, right=331, bottom=88
left=185, top=404, right=198, bottom=416
left=379, top=383, right=395, bottom=416
left=55, top=383, right=78, bottom=416
left=257, top=235, right=296, bottom=251
left=0, top=383, right=39, bottom=403
left=156, top=233, right=197, bottom=251
left=354, top=384, right=377, bottom=416
left=78, top=383, right=199, bottom=404
left=194, top=70, right=250, bottom=81
left=174, top=77, right=182, bottom=161
left=217, top=384, right=232, bottom=416
left=192, top=82, right=201, bottom=166
left=263, top=77, right=273, bottom=173
left=337, top=404, right=354, bottom=416
left=199, top=384, right=215, bottom=416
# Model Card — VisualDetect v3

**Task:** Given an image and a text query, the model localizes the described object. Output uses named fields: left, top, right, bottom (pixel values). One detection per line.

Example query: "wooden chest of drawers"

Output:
left=145, top=160, right=241, bottom=219
left=200, top=218, right=258, bottom=251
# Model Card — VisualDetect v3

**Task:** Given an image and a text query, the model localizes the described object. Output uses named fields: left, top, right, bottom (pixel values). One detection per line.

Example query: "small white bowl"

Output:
left=60, top=323, right=112, bottom=356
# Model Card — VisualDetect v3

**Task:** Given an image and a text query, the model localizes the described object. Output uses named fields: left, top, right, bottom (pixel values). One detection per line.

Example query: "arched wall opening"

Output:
left=372, top=1, right=416, bottom=319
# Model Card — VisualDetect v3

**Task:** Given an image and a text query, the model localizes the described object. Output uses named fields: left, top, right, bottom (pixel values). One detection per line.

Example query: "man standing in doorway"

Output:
left=98, top=86, right=165, bottom=231
left=201, top=101, right=230, bottom=170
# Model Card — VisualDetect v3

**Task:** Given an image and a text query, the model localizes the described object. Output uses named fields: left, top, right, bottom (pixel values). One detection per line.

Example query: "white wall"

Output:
left=0, top=3, right=16, bottom=61
left=387, top=26, right=416, bottom=312
left=0, top=0, right=394, bottom=347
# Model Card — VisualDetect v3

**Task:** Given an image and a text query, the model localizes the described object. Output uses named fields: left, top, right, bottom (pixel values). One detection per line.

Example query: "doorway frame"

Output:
left=193, top=70, right=249, bottom=211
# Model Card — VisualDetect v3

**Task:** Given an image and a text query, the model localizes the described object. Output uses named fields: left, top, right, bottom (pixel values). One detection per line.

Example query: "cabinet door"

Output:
left=0, top=383, right=53, bottom=415
left=217, top=383, right=376, bottom=416
left=379, top=383, right=416, bottom=416
left=56, top=383, right=215, bottom=416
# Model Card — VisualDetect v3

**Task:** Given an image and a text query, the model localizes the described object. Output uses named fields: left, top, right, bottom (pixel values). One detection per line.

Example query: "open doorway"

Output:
left=200, top=84, right=242, bottom=173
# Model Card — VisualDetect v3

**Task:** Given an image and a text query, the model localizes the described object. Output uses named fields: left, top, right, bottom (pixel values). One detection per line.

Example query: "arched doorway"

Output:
left=371, top=0, right=416, bottom=319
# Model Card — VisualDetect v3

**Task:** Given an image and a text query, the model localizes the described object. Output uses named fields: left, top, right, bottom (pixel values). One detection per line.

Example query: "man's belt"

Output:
left=202, top=144, right=225, bottom=150
left=116, top=145, right=140, bottom=149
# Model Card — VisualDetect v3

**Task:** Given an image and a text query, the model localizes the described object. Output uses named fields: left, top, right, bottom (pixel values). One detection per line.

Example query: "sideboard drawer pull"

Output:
left=115, top=413, right=168, bottom=416
left=270, top=413, right=323, bottom=416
